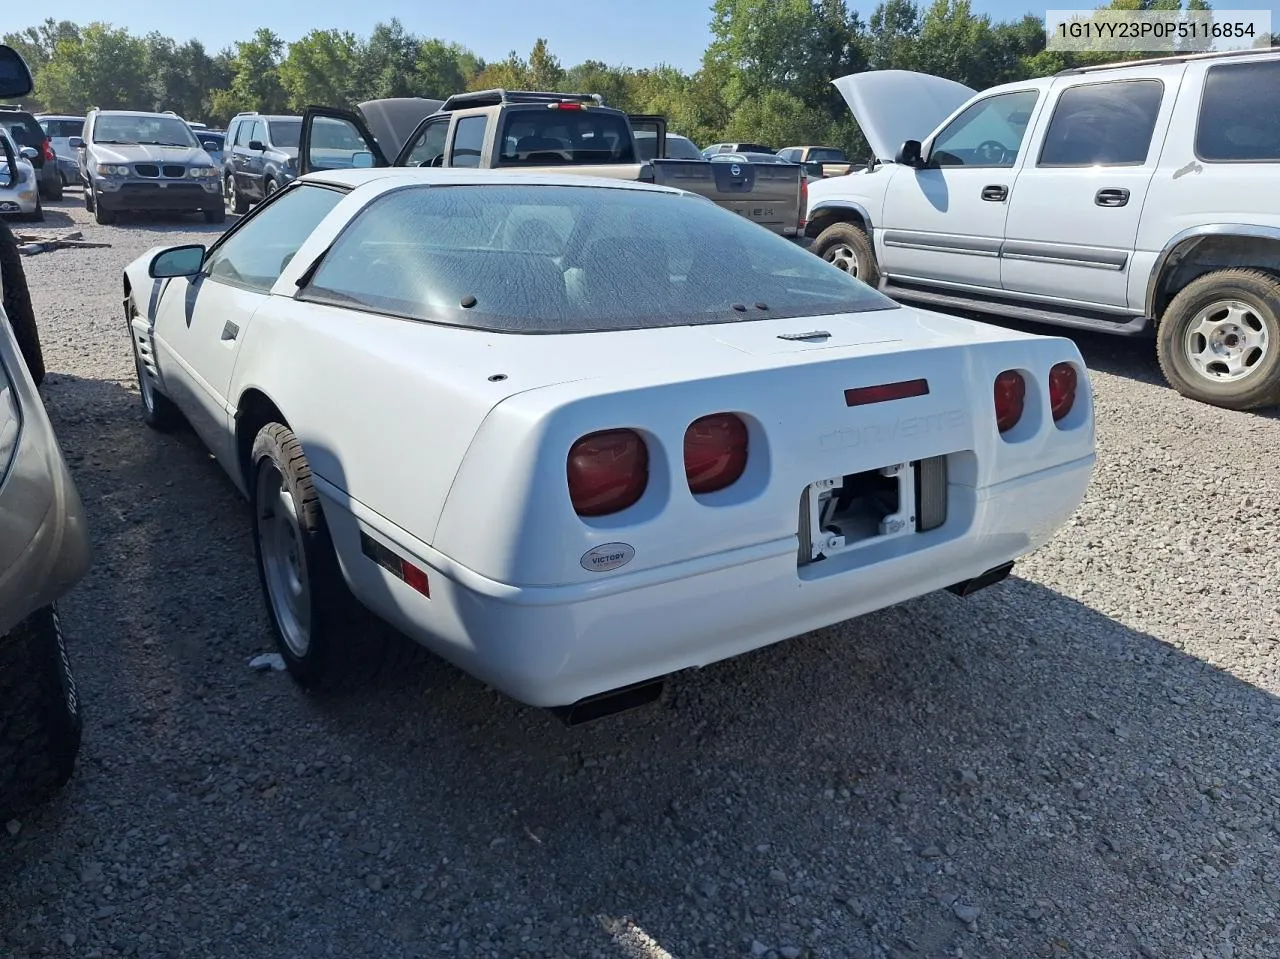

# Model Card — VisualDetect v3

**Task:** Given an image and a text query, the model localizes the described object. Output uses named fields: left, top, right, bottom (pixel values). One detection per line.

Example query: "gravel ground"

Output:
left=3, top=193, right=1280, bottom=959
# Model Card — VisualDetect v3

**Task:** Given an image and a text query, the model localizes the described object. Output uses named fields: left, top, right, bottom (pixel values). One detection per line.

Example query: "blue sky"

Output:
left=26, top=0, right=1245, bottom=72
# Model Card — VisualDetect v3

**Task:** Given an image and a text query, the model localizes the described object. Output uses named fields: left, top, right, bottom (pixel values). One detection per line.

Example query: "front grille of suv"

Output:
left=132, top=164, right=189, bottom=179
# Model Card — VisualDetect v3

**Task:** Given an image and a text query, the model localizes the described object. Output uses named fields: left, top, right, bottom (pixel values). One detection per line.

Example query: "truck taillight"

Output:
left=798, top=175, right=808, bottom=230
left=684, top=413, right=748, bottom=494
left=567, top=428, right=649, bottom=516
left=1049, top=362, right=1078, bottom=422
left=41, top=138, right=55, bottom=162
left=994, top=370, right=1026, bottom=433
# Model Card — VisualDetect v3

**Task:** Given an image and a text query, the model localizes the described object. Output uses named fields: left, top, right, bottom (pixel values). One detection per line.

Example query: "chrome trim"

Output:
left=884, top=272, right=1140, bottom=315
left=1001, top=239, right=1129, bottom=270
left=1144, top=223, right=1280, bottom=317
left=882, top=230, right=1003, bottom=256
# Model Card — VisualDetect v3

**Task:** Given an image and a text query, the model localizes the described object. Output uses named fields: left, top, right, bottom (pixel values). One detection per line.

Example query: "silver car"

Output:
left=0, top=43, right=91, bottom=820
left=0, top=126, right=42, bottom=221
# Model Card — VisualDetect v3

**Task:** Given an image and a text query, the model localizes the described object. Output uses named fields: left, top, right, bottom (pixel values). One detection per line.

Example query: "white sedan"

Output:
left=122, top=168, right=1095, bottom=720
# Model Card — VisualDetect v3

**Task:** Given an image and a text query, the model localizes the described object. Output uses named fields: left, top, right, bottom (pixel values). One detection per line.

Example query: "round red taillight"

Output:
left=567, top=429, right=649, bottom=516
left=993, top=370, right=1026, bottom=433
left=684, top=412, right=749, bottom=494
left=1049, top=362, right=1078, bottom=422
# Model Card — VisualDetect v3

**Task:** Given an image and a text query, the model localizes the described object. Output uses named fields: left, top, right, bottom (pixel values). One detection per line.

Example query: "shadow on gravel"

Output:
left=10, top=372, right=1280, bottom=958
left=106, top=211, right=242, bottom=236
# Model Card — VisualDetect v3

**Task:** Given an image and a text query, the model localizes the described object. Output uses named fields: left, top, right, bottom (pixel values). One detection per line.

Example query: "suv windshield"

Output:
left=300, top=182, right=896, bottom=333
left=807, top=148, right=846, bottom=162
left=496, top=109, right=636, bottom=165
left=266, top=119, right=301, bottom=149
left=93, top=115, right=198, bottom=147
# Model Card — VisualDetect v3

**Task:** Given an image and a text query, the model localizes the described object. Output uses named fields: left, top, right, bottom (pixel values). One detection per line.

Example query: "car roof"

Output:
left=93, top=110, right=188, bottom=118
left=298, top=166, right=690, bottom=196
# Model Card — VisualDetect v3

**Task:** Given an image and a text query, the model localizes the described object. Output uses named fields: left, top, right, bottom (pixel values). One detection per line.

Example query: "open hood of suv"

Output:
left=831, top=70, right=976, bottom=161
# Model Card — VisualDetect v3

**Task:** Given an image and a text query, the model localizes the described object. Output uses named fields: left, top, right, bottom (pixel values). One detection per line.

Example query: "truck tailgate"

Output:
left=649, top=159, right=802, bottom=235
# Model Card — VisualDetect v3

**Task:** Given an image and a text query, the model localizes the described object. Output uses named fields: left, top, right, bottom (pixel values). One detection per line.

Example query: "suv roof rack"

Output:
left=1054, top=45, right=1276, bottom=75
left=439, top=89, right=605, bottom=111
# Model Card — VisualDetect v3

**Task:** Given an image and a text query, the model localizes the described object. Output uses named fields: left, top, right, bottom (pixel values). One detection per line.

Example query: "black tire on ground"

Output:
left=42, top=171, right=62, bottom=202
left=0, top=604, right=83, bottom=821
left=1155, top=268, right=1280, bottom=411
left=0, top=217, right=45, bottom=385
left=250, top=422, right=423, bottom=693
left=264, top=177, right=277, bottom=198
left=204, top=205, right=225, bottom=225
left=83, top=185, right=93, bottom=211
left=93, top=198, right=116, bottom=225
left=228, top=177, right=249, bottom=215
left=26, top=193, right=43, bottom=223
left=126, top=294, right=182, bottom=431
left=810, top=221, right=882, bottom=288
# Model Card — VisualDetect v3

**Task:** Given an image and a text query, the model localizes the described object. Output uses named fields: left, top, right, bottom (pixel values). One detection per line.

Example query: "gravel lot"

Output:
left=3, top=192, right=1280, bottom=959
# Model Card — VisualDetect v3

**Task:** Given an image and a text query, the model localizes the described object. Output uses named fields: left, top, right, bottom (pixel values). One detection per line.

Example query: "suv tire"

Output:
left=0, top=217, right=45, bottom=385
left=811, top=221, right=881, bottom=288
left=1156, top=268, right=1280, bottom=411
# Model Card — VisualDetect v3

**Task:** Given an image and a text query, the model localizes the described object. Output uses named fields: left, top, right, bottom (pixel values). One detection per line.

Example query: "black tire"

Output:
left=83, top=185, right=94, bottom=211
left=93, top=200, right=116, bottom=226
left=42, top=171, right=62, bottom=202
left=203, top=205, right=225, bottom=225
left=264, top=177, right=277, bottom=198
left=811, top=220, right=881, bottom=288
left=0, top=217, right=45, bottom=386
left=0, top=604, right=83, bottom=820
left=126, top=294, right=182, bottom=431
left=1156, top=268, right=1280, bottom=411
left=25, top=193, right=43, bottom=223
left=227, top=176, right=249, bottom=215
left=250, top=423, right=421, bottom=693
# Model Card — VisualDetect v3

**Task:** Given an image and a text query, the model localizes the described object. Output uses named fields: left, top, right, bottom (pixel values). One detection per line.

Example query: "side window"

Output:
left=204, top=185, right=346, bottom=293
left=450, top=116, right=487, bottom=167
left=249, top=121, right=265, bottom=147
left=1038, top=80, right=1164, bottom=167
left=1196, top=60, right=1280, bottom=162
left=231, top=120, right=248, bottom=147
left=405, top=118, right=450, bottom=167
left=929, top=90, right=1040, bottom=168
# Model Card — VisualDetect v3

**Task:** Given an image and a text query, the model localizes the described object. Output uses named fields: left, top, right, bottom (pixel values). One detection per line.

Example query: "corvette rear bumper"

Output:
left=318, top=451, right=1094, bottom=709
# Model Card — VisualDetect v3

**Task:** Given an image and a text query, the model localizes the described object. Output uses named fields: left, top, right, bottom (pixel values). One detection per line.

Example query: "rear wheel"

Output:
left=1156, top=268, right=1280, bottom=410
left=42, top=169, right=62, bottom=202
left=0, top=217, right=44, bottom=385
left=811, top=221, right=881, bottom=288
left=0, top=604, right=83, bottom=820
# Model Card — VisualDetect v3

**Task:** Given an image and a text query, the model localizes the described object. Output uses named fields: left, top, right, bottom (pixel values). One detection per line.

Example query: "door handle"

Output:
left=1095, top=188, right=1130, bottom=207
left=981, top=185, right=1008, bottom=201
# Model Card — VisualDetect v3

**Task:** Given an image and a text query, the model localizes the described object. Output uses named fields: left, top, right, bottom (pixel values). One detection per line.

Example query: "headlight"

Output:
left=0, top=354, right=20, bottom=486
left=95, top=163, right=130, bottom=176
left=188, top=167, right=219, bottom=179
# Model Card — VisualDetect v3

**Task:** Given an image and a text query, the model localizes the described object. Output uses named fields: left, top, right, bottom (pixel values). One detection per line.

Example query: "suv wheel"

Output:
left=227, top=175, right=249, bottom=215
left=1156, top=268, right=1280, bottom=411
left=811, top=221, right=881, bottom=287
left=41, top=168, right=62, bottom=202
left=0, top=604, right=83, bottom=820
left=0, top=218, right=45, bottom=385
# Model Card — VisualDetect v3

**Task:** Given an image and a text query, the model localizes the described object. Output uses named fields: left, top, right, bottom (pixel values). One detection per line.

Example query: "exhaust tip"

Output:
left=550, top=678, right=665, bottom=726
left=945, top=561, right=1014, bottom=598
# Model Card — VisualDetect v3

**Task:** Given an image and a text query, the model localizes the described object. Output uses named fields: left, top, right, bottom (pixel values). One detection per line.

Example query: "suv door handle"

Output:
left=981, top=185, right=1008, bottom=201
left=1095, top=188, right=1130, bottom=207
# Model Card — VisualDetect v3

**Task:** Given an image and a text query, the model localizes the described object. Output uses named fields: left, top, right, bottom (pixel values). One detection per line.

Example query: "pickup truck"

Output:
left=299, top=89, right=806, bottom=239
left=776, top=145, right=857, bottom=178
left=805, top=52, right=1280, bottom=411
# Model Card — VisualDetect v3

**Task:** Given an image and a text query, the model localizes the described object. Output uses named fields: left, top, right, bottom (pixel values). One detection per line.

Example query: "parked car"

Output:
left=302, top=90, right=807, bottom=239
left=0, top=106, right=62, bottom=200
left=807, top=50, right=1280, bottom=411
left=71, top=109, right=224, bottom=225
left=701, top=142, right=775, bottom=157
left=222, top=112, right=301, bottom=213
left=121, top=167, right=1095, bottom=721
left=35, top=114, right=84, bottom=186
left=777, top=145, right=856, bottom=177
left=195, top=130, right=225, bottom=168
left=0, top=127, right=42, bottom=221
left=0, top=43, right=91, bottom=821
left=634, top=131, right=704, bottom=161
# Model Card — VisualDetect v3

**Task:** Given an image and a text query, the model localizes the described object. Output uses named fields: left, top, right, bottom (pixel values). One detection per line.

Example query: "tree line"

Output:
left=2, top=0, right=1274, bottom=159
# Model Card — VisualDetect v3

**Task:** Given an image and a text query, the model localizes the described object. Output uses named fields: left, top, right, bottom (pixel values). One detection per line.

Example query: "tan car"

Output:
left=776, top=145, right=857, bottom=178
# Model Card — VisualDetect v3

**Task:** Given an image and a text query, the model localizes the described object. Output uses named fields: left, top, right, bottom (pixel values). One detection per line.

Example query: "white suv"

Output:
left=805, top=49, right=1280, bottom=410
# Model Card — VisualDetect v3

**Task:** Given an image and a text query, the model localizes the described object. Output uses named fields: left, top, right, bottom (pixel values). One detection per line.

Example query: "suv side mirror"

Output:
left=149, top=244, right=206, bottom=279
left=19, top=146, right=37, bottom=160
left=895, top=139, right=924, bottom=168
left=351, top=151, right=374, bottom=169
left=68, top=136, right=84, bottom=149
left=0, top=45, right=33, bottom=99
left=248, top=139, right=266, bottom=152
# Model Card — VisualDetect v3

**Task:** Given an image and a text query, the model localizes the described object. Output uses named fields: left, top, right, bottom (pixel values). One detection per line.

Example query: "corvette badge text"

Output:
left=819, top=409, right=968, bottom=450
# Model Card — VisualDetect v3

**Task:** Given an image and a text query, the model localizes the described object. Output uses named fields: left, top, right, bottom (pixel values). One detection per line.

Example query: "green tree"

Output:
left=211, top=28, right=288, bottom=119
left=415, top=39, right=481, bottom=98
left=357, top=19, right=423, bottom=100
left=279, top=29, right=363, bottom=110
left=35, top=23, right=149, bottom=112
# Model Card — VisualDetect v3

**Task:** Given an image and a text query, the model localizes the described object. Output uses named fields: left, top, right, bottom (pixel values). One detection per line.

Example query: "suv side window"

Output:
left=249, top=121, right=265, bottom=147
left=404, top=118, right=450, bottom=167
left=1038, top=80, right=1164, bottom=167
left=1196, top=59, right=1280, bottom=162
left=204, top=184, right=346, bottom=293
left=450, top=116, right=486, bottom=167
left=929, top=90, right=1040, bottom=168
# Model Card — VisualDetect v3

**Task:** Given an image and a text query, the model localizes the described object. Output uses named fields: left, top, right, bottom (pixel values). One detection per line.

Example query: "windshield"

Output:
left=300, top=183, right=896, bottom=334
left=267, top=119, right=301, bottom=149
left=497, top=108, right=636, bottom=165
left=93, top=114, right=198, bottom=147
left=808, top=148, right=846, bottom=162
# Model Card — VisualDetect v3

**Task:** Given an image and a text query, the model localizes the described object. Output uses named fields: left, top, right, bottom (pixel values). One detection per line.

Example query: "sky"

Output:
left=31, top=0, right=1272, bottom=73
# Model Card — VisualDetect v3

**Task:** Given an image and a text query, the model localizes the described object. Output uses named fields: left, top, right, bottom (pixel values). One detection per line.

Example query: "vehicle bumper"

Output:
left=316, top=453, right=1094, bottom=708
left=0, top=181, right=40, bottom=215
left=0, top=320, right=92, bottom=638
left=96, top=180, right=222, bottom=212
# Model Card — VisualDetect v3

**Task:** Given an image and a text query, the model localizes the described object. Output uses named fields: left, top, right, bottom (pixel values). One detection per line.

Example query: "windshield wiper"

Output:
left=94, top=139, right=136, bottom=145
left=136, top=140, right=191, bottom=147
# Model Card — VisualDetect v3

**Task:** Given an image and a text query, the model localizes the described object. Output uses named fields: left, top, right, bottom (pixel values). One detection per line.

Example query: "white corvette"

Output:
left=122, top=168, right=1095, bottom=720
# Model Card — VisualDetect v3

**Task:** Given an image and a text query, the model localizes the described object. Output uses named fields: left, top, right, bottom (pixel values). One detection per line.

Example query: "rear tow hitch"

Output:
left=946, top=561, right=1015, bottom=597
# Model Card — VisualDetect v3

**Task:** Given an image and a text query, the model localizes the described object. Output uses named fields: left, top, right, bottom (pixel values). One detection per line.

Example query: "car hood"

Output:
left=92, top=144, right=213, bottom=166
left=831, top=70, right=976, bottom=161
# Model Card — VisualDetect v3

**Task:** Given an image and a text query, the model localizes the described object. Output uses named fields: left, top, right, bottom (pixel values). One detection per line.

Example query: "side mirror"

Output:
left=0, top=44, right=34, bottom=100
left=68, top=136, right=84, bottom=149
left=201, top=140, right=218, bottom=151
left=248, top=139, right=266, bottom=152
left=19, top=146, right=37, bottom=160
left=351, top=151, right=374, bottom=169
left=895, top=139, right=924, bottom=168
left=149, top=244, right=207, bottom=279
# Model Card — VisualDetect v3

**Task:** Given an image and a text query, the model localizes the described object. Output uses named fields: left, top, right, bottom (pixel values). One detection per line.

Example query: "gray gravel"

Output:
left=4, top=193, right=1280, bottom=959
